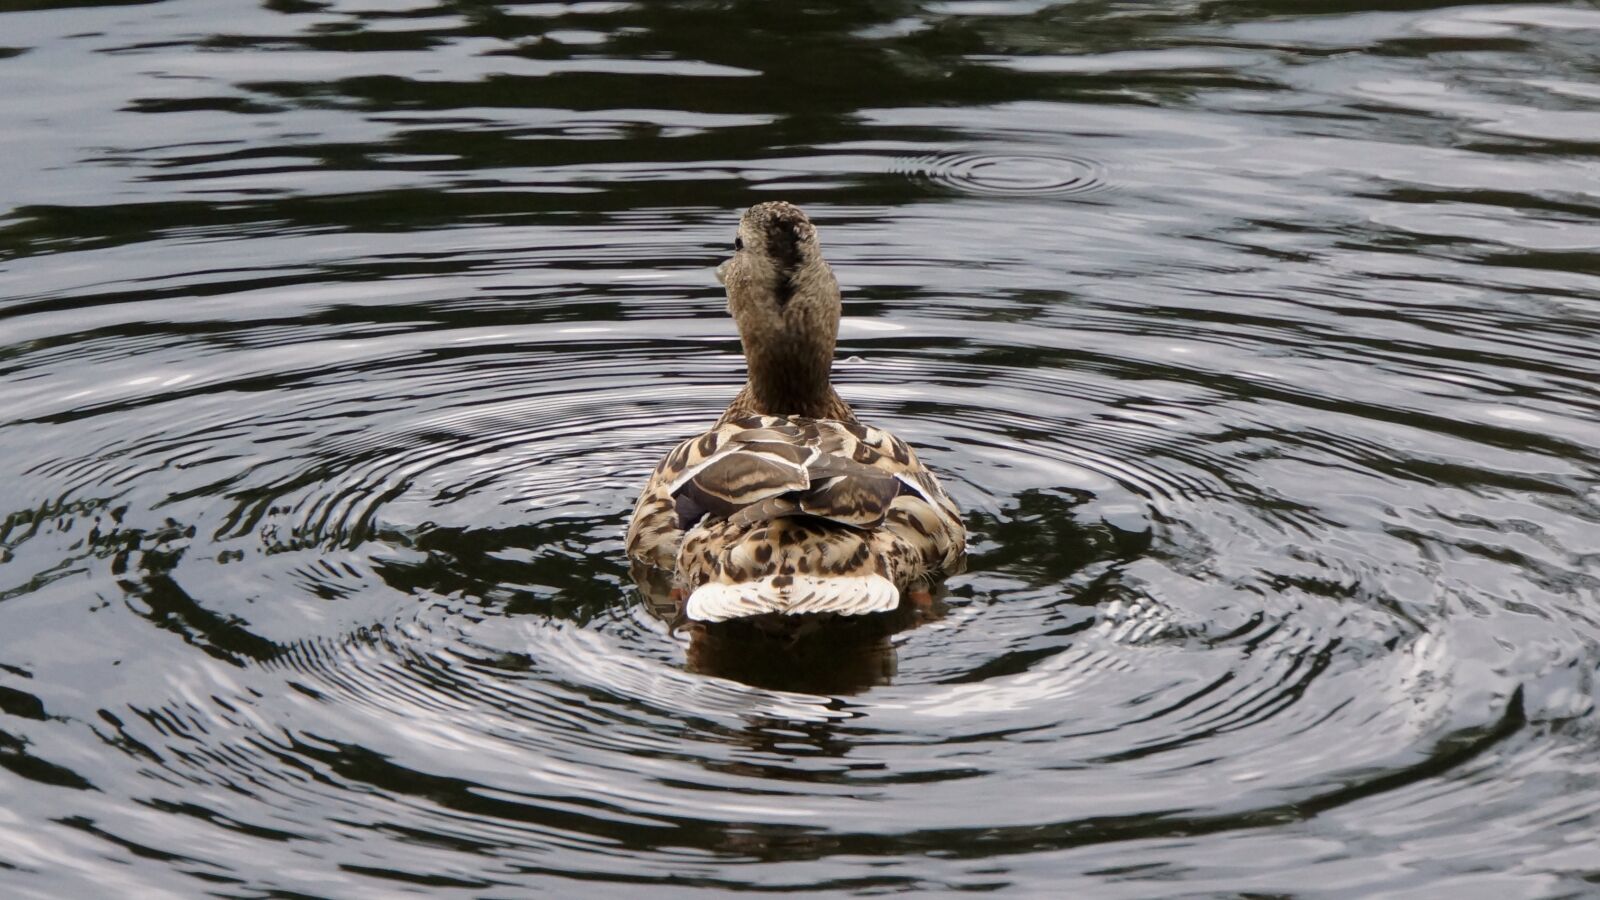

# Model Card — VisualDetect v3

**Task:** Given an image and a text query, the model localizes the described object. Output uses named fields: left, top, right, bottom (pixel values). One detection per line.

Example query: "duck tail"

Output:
left=686, top=572, right=899, bottom=623
left=680, top=519, right=901, bottom=623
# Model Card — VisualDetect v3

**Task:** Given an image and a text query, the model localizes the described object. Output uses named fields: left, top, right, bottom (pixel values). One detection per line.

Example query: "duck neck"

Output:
left=743, top=331, right=840, bottom=419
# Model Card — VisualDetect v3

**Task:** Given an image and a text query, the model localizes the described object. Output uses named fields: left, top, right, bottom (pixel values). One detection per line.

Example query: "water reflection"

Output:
left=643, top=568, right=952, bottom=695
left=686, top=621, right=902, bottom=695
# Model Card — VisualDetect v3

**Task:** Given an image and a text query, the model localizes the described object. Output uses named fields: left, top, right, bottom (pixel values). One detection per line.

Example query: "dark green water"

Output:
left=3, top=0, right=1599, bottom=895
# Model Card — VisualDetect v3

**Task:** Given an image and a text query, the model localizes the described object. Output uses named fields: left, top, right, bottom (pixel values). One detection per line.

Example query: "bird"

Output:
left=626, top=201, right=965, bottom=628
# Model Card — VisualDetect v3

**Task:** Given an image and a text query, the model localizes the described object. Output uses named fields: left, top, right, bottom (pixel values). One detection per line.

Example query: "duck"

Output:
left=626, top=201, right=966, bottom=626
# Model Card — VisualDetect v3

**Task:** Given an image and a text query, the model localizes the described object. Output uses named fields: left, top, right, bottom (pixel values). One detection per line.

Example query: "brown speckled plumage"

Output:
left=626, top=202, right=966, bottom=623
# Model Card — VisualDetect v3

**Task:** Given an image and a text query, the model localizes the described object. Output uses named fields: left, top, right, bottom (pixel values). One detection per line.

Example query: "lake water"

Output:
left=3, top=0, right=1599, bottom=895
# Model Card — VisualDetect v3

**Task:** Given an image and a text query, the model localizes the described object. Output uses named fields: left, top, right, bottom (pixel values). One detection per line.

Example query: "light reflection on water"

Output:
left=2, top=0, right=1598, bottom=895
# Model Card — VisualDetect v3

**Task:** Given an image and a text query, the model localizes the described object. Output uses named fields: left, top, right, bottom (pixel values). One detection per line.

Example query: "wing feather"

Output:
left=634, top=414, right=965, bottom=588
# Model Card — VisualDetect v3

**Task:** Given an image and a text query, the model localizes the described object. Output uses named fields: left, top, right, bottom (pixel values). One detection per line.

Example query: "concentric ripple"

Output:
left=896, top=151, right=1112, bottom=198
left=2, top=195, right=1593, bottom=893
left=4, top=0, right=1600, bottom=895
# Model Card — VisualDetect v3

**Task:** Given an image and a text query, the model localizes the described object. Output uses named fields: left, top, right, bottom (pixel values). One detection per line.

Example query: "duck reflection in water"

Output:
left=625, top=202, right=966, bottom=690
left=633, top=559, right=949, bottom=693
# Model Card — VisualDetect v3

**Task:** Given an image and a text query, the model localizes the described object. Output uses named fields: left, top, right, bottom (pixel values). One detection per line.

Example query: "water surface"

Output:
left=3, top=0, right=1599, bottom=895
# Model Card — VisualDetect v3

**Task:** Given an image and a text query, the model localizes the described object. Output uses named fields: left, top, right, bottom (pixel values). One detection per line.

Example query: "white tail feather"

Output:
left=686, top=574, right=899, bottom=623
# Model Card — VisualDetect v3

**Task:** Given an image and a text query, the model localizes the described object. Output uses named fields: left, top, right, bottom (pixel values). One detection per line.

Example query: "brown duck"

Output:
left=626, top=202, right=966, bottom=624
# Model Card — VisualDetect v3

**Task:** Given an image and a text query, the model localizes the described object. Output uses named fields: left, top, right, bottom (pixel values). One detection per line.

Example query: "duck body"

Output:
left=626, top=202, right=966, bottom=626
left=628, top=413, right=965, bottom=622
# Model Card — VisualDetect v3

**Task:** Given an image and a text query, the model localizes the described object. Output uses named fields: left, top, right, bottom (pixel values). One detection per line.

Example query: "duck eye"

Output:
left=734, top=236, right=744, bottom=251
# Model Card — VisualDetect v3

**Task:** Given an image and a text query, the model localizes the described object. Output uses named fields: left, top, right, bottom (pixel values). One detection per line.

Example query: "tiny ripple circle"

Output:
left=898, top=151, right=1111, bottom=198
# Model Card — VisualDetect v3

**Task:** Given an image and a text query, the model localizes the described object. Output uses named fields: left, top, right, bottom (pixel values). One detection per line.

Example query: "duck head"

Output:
left=716, top=201, right=843, bottom=418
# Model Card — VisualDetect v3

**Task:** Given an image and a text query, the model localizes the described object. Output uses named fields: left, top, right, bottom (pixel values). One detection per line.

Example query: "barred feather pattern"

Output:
left=626, top=414, right=966, bottom=622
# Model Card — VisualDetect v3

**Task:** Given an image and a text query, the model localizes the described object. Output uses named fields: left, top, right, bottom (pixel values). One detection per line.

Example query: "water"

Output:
left=3, top=0, right=1599, bottom=895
